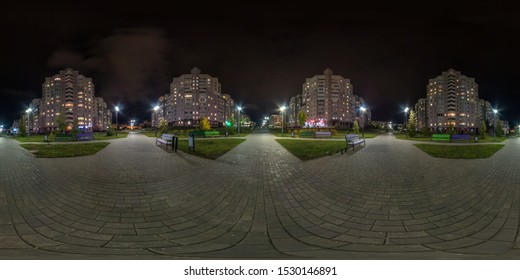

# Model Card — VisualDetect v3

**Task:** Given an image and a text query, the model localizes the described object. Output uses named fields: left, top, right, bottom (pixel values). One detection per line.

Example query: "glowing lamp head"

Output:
left=493, top=109, right=498, bottom=114
left=404, top=107, right=409, bottom=113
left=115, top=106, right=120, bottom=112
left=26, top=108, right=32, bottom=113
left=237, top=106, right=242, bottom=111
left=280, top=106, right=286, bottom=112
left=360, top=106, right=366, bottom=112
left=153, top=105, right=159, bottom=111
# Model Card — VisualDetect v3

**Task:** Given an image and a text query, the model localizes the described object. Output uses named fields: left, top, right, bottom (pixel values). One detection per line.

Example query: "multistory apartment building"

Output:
left=287, top=69, right=369, bottom=127
left=477, top=99, right=498, bottom=128
left=415, top=98, right=427, bottom=131
left=152, top=68, right=234, bottom=127
left=24, top=68, right=111, bottom=133
left=93, top=97, right=111, bottom=131
left=287, top=95, right=301, bottom=127
left=418, top=69, right=482, bottom=132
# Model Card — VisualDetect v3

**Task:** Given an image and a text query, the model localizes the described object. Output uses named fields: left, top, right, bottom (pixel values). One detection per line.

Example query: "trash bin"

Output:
left=474, top=136, right=478, bottom=142
left=188, top=133, right=195, bottom=151
left=44, top=135, right=48, bottom=142
left=291, top=131, right=295, bottom=137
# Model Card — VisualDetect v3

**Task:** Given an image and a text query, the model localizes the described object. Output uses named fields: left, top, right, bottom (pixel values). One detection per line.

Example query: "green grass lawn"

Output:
left=14, top=132, right=127, bottom=142
left=276, top=139, right=348, bottom=161
left=176, top=138, right=245, bottom=159
left=272, top=129, right=382, bottom=139
left=143, top=129, right=251, bottom=138
left=414, top=144, right=504, bottom=159
left=13, top=134, right=52, bottom=142
left=395, top=133, right=507, bottom=143
left=20, top=142, right=110, bottom=158
left=92, top=132, right=128, bottom=140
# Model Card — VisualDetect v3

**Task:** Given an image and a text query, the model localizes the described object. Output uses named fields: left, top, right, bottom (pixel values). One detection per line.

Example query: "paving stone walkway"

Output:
left=0, top=131, right=519, bottom=259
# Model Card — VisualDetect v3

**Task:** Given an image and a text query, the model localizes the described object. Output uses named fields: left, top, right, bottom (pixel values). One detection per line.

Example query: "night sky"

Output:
left=1, top=2, right=519, bottom=128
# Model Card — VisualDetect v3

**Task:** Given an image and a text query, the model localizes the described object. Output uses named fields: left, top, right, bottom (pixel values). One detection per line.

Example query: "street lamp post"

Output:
left=493, top=109, right=498, bottom=142
left=280, top=106, right=286, bottom=137
left=237, top=106, right=242, bottom=136
left=153, top=105, right=159, bottom=137
left=404, top=107, right=409, bottom=138
left=360, top=106, right=366, bottom=138
left=115, top=106, right=119, bottom=137
left=26, top=108, right=33, bottom=137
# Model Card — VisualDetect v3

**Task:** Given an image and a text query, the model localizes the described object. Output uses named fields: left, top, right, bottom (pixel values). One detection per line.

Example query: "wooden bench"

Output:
left=345, top=134, right=365, bottom=151
left=76, top=133, right=94, bottom=141
left=431, top=134, right=450, bottom=141
left=315, top=131, right=332, bottom=138
left=299, top=131, right=315, bottom=138
left=204, top=131, right=220, bottom=137
left=156, top=133, right=176, bottom=150
left=451, top=134, right=471, bottom=142
left=55, top=134, right=74, bottom=142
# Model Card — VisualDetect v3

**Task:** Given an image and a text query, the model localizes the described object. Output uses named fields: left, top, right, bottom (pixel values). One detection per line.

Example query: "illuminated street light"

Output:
left=493, top=108, right=498, bottom=142
left=115, top=106, right=120, bottom=137
left=26, top=108, right=33, bottom=137
left=280, top=106, right=286, bottom=137
left=237, top=106, right=242, bottom=136
left=360, top=106, right=366, bottom=138
left=404, top=107, right=409, bottom=138
left=153, top=105, right=160, bottom=137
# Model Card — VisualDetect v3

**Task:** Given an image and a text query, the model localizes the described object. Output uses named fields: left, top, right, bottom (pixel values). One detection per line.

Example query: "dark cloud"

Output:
left=46, top=28, right=171, bottom=105
left=47, top=50, right=84, bottom=69
left=0, top=88, right=37, bottom=99
left=91, top=28, right=171, bottom=103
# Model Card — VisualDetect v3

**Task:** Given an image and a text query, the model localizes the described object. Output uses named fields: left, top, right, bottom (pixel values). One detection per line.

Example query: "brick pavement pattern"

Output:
left=1, top=130, right=519, bottom=259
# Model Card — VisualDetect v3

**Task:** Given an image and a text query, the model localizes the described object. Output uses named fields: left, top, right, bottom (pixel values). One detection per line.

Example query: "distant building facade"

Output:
left=414, top=69, right=496, bottom=133
left=152, top=67, right=235, bottom=127
left=23, top=68, right=111, bottom=133
left=287, top=69, right=370, bottom=127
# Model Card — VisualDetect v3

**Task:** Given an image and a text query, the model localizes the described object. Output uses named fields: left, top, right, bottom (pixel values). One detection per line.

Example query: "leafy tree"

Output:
left=352, top=120, right=360, bottom=134
left=56, top=113, right=67, bottom=134
left=106, top=128, right=115, bottom=136
left=422, top=112, right=429, bottom=135
left=18, top=115, right=27, bottom=137
left=158, top=119, right=169, bottom=135
left=199, top=116, right=211, bottom=131
left=496, top=119, right=503, bottom=137
left=479, top=121, right=487, bottom=139
left=447, top=123, right=455, bottom=135
left=407, top=110, right=417, bottom=137
left=72, top=118, right=80, bottom=136
left=297, top=111, right=307, bottom=128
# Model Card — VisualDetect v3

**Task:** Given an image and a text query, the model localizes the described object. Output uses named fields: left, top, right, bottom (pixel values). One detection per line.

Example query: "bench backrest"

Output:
left=432, top=134, right=450, bottom=138
left=315, top=131, right=331, bottom=135
left=346, top=134, right=359, bottom=141
left=300, top=131, right=315, bottom=137
left=451, top=134, right=470, bottom=140
left=77, top=133, right=93, bottom=137
left=161, top=134, right=175, bottom=140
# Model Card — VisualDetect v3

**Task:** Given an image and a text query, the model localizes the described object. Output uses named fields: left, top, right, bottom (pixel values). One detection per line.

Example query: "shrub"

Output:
left=106, top=128, right=115, bottom=136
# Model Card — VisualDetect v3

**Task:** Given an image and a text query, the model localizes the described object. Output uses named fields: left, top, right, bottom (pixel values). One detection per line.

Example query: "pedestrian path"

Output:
left=0, top=131, right=519, bottom=259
